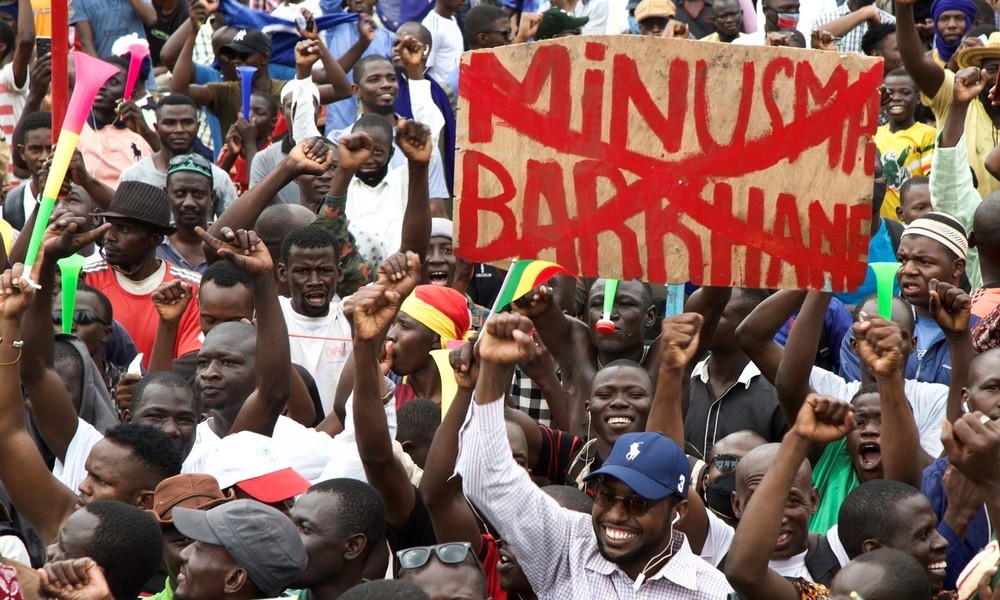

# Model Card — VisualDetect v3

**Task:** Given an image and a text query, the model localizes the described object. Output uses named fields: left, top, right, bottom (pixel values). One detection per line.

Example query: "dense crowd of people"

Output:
left=0, top=0, right=998, bottom=597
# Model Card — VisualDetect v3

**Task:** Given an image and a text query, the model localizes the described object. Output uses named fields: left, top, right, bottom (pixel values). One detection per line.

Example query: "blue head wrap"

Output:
left=932, top=0, right=977, bottom=63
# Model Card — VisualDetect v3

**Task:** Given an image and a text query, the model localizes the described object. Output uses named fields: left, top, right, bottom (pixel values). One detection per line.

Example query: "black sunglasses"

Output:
left=712, top=453, right=741, bottom=475
left=593, top=482, right=658, bottom=516
left=51, top=310, right=107, bottom=327
left=397, top=542, right=474, bottom=571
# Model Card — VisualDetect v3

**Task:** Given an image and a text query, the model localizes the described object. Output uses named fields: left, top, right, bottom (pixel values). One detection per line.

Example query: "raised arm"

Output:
left=333, top=15, right=375, bottom=73
left=725, top=394, right=855, bottom=599
left=0, top=264, right=80, bottom=546
left=671, top=286, right=731, bottom=413
left=736, top=290, right=806, bottom=386
left=457, top=311, right=577, bottom=599
left=647, top=312, right=717, bottom=555
left=817, top=5, right=880, bottom=38
left=855, top=317, right=930, bottom=487
left=929, top=279, right=974, bottom=425
left=11, top=0, right=34, bottom=88
left=148, top=280, right=193, bottom=373
left=419, top=341, right=483, bottom=552
left=167, top=3, right=214, bottom=106
left=936, top=68, right=982, bottom=237
left=352, top=251, right=421, bottom=530
left=647, top=313, right=704, bottom=446
left=199, top=226, right=291, bottom=436
left=895, top=0, right=945, bottom=98
left=775, top=292, right=831, bottom=425
left=396, top=119, right=432, bottom=262
left=397, top=35, right=445, bottom=144
left=128, top=0, right=156, bottom=26
left=19, top=215, right=109, bottom=460
left=208, top=137, right=334, bottom=257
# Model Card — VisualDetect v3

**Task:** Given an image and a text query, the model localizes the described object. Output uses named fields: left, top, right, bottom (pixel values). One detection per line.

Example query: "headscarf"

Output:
left=399, top=285, right=471, bottom=348
left=931, top=0, right=976, bottom=63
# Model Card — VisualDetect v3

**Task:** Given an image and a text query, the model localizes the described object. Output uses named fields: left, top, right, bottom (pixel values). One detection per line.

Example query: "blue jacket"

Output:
left=922, top=457, right=989, bottom=590
left=838, top=313, right=980, bottom=385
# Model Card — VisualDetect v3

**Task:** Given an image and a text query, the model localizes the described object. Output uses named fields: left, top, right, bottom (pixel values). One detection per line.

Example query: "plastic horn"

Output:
left=122, top=43, right=150, bottom=101
left=21, top=52, right=119, bottom=287
left=870, top=262, right=900, bottom=320
left=595, top=279, right=619, bottom=335
left=665, top=283, right=685, bottom=317
left=236, top=65, right=257, bottom=120
left=58, top=254, right=86, bottom=334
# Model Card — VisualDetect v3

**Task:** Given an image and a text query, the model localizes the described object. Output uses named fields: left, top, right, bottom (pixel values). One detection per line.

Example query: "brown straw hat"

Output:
left=98, top=180, right=176, bottom=235
left=146, top=473, right=236, bottom=525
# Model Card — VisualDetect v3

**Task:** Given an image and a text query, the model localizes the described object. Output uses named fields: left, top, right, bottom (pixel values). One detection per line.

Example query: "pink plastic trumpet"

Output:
left=122, top=43, right=150, bottom=101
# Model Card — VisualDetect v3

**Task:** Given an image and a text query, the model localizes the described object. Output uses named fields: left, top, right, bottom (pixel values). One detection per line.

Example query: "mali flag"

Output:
left=493, top=260, right=573, bottom=312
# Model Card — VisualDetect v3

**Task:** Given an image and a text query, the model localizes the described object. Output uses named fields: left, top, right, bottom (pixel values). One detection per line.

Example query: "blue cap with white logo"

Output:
left=585, top=431, right=691, bottom=501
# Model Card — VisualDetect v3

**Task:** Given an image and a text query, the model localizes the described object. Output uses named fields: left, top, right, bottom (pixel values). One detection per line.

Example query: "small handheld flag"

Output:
left=491, top=259, right=574, bottom=313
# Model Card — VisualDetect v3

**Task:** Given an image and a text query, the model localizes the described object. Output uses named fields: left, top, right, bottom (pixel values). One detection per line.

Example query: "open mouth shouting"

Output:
left=858, top=442, right=882, bottom=470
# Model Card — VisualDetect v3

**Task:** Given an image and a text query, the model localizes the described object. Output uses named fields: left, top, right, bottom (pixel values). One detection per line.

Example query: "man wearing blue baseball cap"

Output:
left=456, top=311, right=733, bottom=598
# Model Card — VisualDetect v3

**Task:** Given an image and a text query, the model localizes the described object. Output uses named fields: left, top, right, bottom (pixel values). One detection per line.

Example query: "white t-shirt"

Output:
left=317, top=390, right=398, bottom=483
left=422, top=10, right=463, bottom=87
left=0, top=62, right=28, bottom=147
left=809, top=367, right=946, bottom=457
left=278, top=296, right=352, bottom=416
left=55, top=418, right=214, bottom=493
left=53, top=419, right=106, bottom=493
left=0, top=537, right=29, bottom=566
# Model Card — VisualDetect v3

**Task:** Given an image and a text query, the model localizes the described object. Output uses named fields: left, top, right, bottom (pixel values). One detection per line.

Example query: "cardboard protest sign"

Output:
left=453, top=37, right=883, bottom=291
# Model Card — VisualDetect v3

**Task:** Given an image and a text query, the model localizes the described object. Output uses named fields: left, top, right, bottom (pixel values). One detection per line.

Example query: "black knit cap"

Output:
left=99, top=181, right=176, bottom=235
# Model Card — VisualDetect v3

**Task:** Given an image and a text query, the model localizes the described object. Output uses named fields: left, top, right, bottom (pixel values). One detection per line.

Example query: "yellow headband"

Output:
left=400, top=295, right=461, bottom=349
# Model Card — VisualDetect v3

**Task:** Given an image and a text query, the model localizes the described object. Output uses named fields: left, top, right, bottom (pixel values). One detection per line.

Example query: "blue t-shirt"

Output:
left=323, top=22, right=395, bottom=135
left=834, top=218, right=899, bottom=308
left=69, top=0, right=151, bottom=58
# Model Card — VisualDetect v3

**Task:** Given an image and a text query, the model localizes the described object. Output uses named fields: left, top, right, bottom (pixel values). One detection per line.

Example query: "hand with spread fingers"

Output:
left=197, top=226, right=272, bottom=275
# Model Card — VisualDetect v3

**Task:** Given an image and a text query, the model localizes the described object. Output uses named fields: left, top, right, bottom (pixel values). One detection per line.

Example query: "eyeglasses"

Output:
left=593, top=484, right=657, bottom=516
left=712, top=453, right=741, bottom=474
left=397, top=542, right=475, bottom=571
left=51, top=310, right=107, bottom=327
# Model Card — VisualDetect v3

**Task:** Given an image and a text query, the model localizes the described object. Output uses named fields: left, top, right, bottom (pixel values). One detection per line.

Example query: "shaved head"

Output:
left=708, top=430, right=767, bottom=462
left=973, top=191, right=1000, bottom=249
left=256, top=204, right=316, bottom=249
left=735, top=443, right=812, bottom=498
